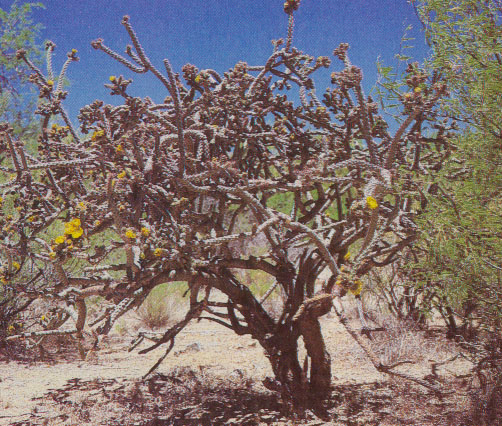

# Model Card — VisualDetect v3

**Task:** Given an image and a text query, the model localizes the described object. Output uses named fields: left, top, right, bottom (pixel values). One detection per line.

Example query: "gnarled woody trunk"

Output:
left=203, top=264, right=334, bottom=410
left=257, top=313, right=332, bottom=409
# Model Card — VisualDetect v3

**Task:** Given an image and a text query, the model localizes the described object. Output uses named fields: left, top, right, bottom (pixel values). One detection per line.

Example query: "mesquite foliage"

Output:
left=0, top=5, right=453, bottom=407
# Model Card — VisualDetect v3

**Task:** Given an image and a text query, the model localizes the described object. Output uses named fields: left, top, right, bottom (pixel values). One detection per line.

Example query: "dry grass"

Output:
left=135, top=282, right=187, bottom=330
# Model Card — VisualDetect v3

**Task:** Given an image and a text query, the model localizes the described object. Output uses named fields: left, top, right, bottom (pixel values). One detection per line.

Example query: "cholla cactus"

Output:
left=0, top=6, right=453, bottom=409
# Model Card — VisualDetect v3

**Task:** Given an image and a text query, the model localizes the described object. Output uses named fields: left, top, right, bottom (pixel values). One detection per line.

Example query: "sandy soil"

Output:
left=0, top=311, right=474, bottom=426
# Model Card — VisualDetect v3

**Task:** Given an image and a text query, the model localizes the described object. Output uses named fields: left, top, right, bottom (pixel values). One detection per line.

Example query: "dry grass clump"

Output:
left=135, top=283, right=187, bottom=330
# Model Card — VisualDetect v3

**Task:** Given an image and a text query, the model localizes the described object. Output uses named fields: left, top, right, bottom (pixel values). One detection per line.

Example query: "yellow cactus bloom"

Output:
left=195, top=74, right=201, bottom=83
left=94, top=220, right=101, bottom=227
left=0, top=196, right=3, bottom=203
left=414, top=86, right=422, bottom=93
left=47, top=80, right=54, bottom=86
left=12, top=261, right=20, bottom=270
left=71, top=48, right=78, bottom=54
left=49, top=251, right=57, bottom=259
left=77, top=201, right=87, bottom=211
left=27, top=216, right=36, bottom=223
left=1, top=276, right=7, bottom=284
left=55, top=235, right=66, bottom=244
left=350, top=280, right=363, bottom=296
left=8, top=325, right=15, bottom=334
left=366, top=196, right=378, bottom=210
left=41, top=315, right=46, bottom=321
left=140, top=252, right=146, bottom=259
left=153, top=248, right=163, bottom=257
left=116, top=144, right=124, bottom=153
left=64, top=218, right=83, bottom=239
left=91, top=129, right=105, bottom=141
left=344, top=251, right=351, bottom=261
left=125, top=229, right=137, bottom=239
left=117, top=171, right=126, bottom=179
left=109, top=75, right=116, bottom=82
left=141, top=227, right=150, bottom=237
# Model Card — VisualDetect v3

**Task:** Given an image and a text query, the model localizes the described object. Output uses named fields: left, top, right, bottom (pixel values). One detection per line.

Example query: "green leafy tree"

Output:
left=408, top=3, right=502, bottom=421
left=410, top=0, right=502, bottom=338
left=0, top=1, right=44, bottom=353
left=0, top=1, right=44, bottom=136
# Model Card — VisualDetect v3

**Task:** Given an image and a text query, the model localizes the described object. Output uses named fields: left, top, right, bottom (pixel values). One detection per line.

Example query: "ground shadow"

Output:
left=12, top=367, right=471, bottom=426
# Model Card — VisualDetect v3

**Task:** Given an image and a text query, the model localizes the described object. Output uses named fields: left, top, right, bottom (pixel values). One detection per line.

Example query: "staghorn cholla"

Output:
left=0, top=2, right=454, bottom=409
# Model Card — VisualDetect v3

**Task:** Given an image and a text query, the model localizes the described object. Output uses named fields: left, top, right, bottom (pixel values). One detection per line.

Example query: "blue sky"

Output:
left=4, top=0, right=430, bottom=122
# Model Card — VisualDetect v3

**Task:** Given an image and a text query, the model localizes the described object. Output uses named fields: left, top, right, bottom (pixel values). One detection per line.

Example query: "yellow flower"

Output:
left=77, top=201, right=87, bottom=211
left=140, top=252, right=145, bottom=259
left=116, top=144, right=124, bottom=152
left=141, top=227, right=150, bottom=237
left=71, top=48, right=78, bottom=54
left=49, top=251, right=57, bottom=259
left=109, top=75, right=116, bottom=82
left=1, top=276, right=7, bottom=284
left=47, top=80, right=54, bottom=86
left=64, top=218, right=83, bottom=239
left=27, top=216, right=36, bottom=223
left=6, top=215, right=12, bottom=221
left=118, top=204, right=126, bottom=212
left=91, top=129, right=105, bottom=141
left=117, top=171, right=126, bottom=179
left=125, top=229, right=137, bottom=239
left=344, top=251, right=351, bottom=261
left=340, top=265, right=347, bottom=272
left=195, top=74, right=201, bottom=83
left=94, top=220, right=101, bottom=227
left=404, top=92, right=413, bottom=99
left=153, top=248, right=163, bottom=257
left=414, top=86, right=422, bottom=93
left=350, top=280, right=363, bottom=296
left=12, top=262, right=20, bottom=270
left=41, top=315, right=46, bottom=321
left=366, top=196, right=378, bottom=210
left=8, top=325, right=15, bottom=334
left=55, top=235, right=66, bottom=244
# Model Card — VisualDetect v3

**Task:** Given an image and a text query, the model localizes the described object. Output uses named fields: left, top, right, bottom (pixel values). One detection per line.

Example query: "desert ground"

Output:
left=0, top=301, right=476, bottom=426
